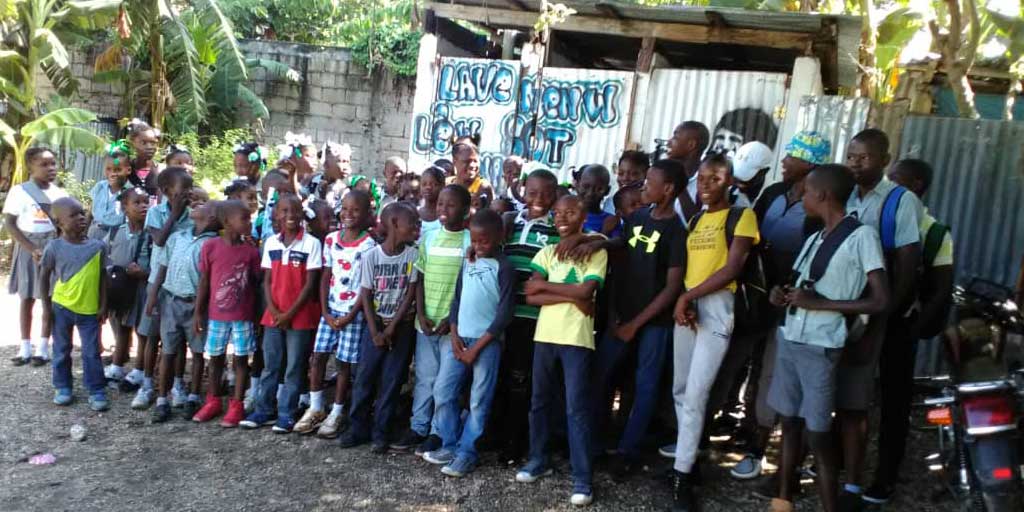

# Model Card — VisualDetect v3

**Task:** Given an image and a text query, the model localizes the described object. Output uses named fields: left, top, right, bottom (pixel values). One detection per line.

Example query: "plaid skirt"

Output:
left=7, top=231, right=56, bottom=300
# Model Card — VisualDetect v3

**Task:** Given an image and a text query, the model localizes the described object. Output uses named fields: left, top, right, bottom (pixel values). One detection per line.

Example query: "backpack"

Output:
left=878, top=185, right=908, bottom=252
left=788, top=215, right=863, bottom=317
left=106, top=227, right=148, bottom=314
left=922, top=220, right=950, bottom=268
left=689, top=207, right=771, bottom=336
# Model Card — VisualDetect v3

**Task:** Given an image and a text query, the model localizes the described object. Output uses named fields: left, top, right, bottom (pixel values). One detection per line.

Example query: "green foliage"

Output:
left=171, top=128, right=277, bottom=199
left=57, top=170, right=96, bottom=210
left=0, top=108, right=107, bottom=184
left=342, top=2, right=421, bottom=77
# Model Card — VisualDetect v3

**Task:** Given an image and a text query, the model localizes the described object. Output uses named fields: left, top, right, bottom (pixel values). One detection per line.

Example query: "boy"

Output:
left=241, top=193, right=322, bottom=433
left=39, top=198, right=109, bottom=411
left=295, top=191, right=376, bottom=438
left=421, top=209, right=515, bottom=476
left=515, top=194, right=607, bottom=507
left=841, top=129, right=922, bottom=507
left=577, top=164, right=620, bottom=237
left=339, top=203, right=420, bottom=452
left=392, top=185, right=472, bottom=453
left=192, top=200, right=262, bottom=426
left=729, top=141, right=774, bottom=207
left=666, top=121, right=710, bottom=222
left=494, top=168, right=560, bottom=463
left=603, top=150, right=649, bottom=214
left=134, top=166, right=194, bottom=410
left=378, top=156, right=406, bottom=211
left=766, top=164, right=890, bottom=512
left=147, top=197, right=219, bottom=422
left=611, top=185, right=643, bottom=220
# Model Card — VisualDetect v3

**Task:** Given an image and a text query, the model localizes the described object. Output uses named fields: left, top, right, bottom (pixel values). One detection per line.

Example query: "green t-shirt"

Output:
left=414, top=227, right=470, bottom=330
left=40, top=238, right=107, bottom=315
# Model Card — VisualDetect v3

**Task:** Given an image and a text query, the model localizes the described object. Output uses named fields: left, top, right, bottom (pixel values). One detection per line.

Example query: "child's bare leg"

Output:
left=112, top=324, right=132, bottom=367
left=309, top=353, right=328, bottom=393
left=40, top=299, right=52, bottom=338
left=19, top=298, right=34, bottom=341
left=144, top=334, right=159, bottom=378
left=208, top=355, right=225, bottom=398
left=233, top=355, right=250, bottom=402
left=334, top=362, right=352, bottom=407
left=134, top=334, right=147, bottom=371
left=189, top=350, right=205, bottom=397
left=158, top=353, right=175, bottom=400
left=175, top=349, right=186, bottom=378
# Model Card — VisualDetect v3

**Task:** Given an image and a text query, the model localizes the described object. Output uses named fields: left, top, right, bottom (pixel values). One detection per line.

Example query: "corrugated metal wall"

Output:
left=793, top=95, right=870, bottom=163
left=899, top=116, right=1024, bottom=288
left=63, top=118, right=119, bottom=184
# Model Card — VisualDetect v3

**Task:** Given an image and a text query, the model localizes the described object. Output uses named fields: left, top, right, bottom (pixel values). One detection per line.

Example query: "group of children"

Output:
left=5, top=120, right=952, bottom=511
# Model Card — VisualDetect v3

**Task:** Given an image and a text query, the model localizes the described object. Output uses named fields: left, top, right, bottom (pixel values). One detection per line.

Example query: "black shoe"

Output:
left=862, top=483, right=892, bottom=505
left=671, top=470, right=696, bottom=512
left=10, top=356, right=29, bottom=366
left=338, top=431, right=364, bottom=449
left=414, top=434, right=442, bottom=456
left=752, top=474, right=803, bottom=501
left=118, top=379, right=140, bottom=393
left=839, top=489, right=864, bottom=512
left=30, top=356, right=49, bottom=367
left=182, top=400, right=200, bottom=421
left=609, top=456, right=638, bottom=481
left=389, top=429, right=425, bottom=451
left=151, top=403, right=171, bottom=423
left=709, top=415, right=738, bottom=437
left=370, top=442, right=388, bottom=454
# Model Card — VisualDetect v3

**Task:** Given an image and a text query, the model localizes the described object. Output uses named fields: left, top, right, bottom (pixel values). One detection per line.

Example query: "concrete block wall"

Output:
left=35, top=39, right=416, bottom=179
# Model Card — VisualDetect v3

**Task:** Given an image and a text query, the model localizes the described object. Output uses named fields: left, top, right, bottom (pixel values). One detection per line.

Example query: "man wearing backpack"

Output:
left=864, top=158, right=954, bottom=503
left=840, top=129, right=923, bottom=509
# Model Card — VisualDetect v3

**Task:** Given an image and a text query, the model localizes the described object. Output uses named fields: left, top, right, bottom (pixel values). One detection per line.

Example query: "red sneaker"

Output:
left=220, top=399, right=245, bottom=428
left=192, top=395, right=223, bottom=423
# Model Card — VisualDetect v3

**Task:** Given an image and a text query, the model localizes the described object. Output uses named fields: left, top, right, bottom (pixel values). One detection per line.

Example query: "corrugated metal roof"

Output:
left=899, top=116, right=1024, bottom=288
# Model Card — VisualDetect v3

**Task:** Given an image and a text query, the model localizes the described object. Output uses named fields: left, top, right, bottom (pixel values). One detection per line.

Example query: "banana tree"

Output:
left=985, top=1, right=1024, bottom=119
left=0, top=108, right=107, bottom=184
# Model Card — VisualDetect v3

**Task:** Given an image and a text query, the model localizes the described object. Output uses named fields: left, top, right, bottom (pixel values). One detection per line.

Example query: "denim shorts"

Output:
left=205, top=320, right=255, bottom=357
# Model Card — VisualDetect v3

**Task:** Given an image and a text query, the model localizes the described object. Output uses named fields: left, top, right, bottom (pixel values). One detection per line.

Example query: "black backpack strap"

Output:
left=20, top=181, right=55, bottom=222
left=808, top=216, right=862, bottom=282
left=923, top=221, right=950, bottom=267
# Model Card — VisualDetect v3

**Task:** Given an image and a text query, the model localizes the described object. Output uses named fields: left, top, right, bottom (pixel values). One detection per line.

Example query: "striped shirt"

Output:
left=505, top=211, right=560, bottom=319
left=414, top=227, right=471, bottom=330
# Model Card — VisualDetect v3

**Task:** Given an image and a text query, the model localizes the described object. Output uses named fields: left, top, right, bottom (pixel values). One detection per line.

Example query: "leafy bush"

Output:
left=57, top=170, right=96, bottom=212
left=172, top=128, right=278, bottom=199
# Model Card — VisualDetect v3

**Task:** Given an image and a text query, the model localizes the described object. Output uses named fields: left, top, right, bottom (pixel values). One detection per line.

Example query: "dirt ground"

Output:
left=0, top=296, right=960, bottom=512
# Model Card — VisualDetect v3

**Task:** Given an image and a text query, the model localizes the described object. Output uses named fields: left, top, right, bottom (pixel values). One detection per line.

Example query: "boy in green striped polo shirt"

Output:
left=392, top=185, right=472, bottom=454
left=494, top=168, right=560, bottom=463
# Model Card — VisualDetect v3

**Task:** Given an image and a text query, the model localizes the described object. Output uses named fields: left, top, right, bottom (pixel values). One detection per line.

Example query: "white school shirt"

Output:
left=2, top=182, right=68, bottom=233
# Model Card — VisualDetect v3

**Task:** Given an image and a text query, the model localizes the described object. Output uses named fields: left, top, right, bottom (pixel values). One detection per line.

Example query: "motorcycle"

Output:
left=917, top=279, right=1024, bottom=511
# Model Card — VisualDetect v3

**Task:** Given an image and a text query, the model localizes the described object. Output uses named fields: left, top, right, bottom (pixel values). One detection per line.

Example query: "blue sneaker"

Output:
left=239, top=410, right=277, bottom=429
left=441, top=455, right=477, bottom=478
left=423, top=448, right=455, bottom=465
left=53, top=388, right=73, bottom=406
left=88, top=393, right=110, bottom=412
left=272, top=415, right=295, bottom=433
left=515, top=459, right=553, bottom=483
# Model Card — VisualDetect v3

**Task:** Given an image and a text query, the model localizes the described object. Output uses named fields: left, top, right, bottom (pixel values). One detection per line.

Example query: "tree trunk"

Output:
left=941, top=0, right=979, bottom=119
left=858, top=0, right=875, bottom=98
left=149, top=0, right=165, bottom=129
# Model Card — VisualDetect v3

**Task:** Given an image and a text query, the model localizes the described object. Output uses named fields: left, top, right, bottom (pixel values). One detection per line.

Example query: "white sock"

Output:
left=19, top=340, right=32, bottom=359
left=142, top=377, right=154, bottom=391
left=156, top=396, right=168, bottom=406
left=310, top=390, right=324, bottom=411
left=35, top=337, right=50, bottom=358
left=126, top=368, right=144, bottom=382
left=329, top=403, right=344, bottom=418
left=299, top=393, right=310, bottom=406
left=173, top=377, right=184, bottom=391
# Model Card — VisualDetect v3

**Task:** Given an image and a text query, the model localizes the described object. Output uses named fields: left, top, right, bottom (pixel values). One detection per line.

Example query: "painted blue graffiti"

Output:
left=437, top=60, right=517, bottom=106
left=501, top=113, right=578, bottom=168
left=411, top=103, right=483, bottom=156
left=518, top=78, right=622, bottom=128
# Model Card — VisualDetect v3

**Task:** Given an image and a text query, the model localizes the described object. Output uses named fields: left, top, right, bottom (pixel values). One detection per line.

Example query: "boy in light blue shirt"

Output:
left=421, top=209, right=515, bottom=477
left=765, top=165, right=890, bottom=512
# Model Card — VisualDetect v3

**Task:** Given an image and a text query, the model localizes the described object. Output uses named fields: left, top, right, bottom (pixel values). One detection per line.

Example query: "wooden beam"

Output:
left=636, top=36, right=656, bottom=73
left=596, top=3, right=624, bottom=19
left=424, top=2, right=815, bottom=51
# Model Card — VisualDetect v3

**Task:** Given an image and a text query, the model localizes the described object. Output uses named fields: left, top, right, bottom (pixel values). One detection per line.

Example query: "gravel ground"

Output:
left=0, top=341, right=963, bottom=512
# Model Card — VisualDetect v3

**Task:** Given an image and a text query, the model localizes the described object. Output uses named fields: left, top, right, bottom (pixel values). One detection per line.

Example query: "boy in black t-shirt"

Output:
left=558, top=159, right=687, bottom=476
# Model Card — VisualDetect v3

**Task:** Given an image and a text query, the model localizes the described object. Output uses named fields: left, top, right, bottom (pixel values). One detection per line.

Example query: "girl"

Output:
left=88, top=140, right=131, bottom=239
left=310, top=141, right=351, bottom=211
left=4, top=147, right=68, bottom=366
left=277, top=131, right=318, bottom=198
left=164, top=144, right=194, bottom=174
left=103, top=187, right=152, bottom=388
left=233, top=141, right=266, bottom=186
left=418, top=166, right=445, bottom=238
left=669, top=153, right=759, bottom=511
left=225, top=180, right=260, bottom=218
left=125, top=118, right=161, bottom=196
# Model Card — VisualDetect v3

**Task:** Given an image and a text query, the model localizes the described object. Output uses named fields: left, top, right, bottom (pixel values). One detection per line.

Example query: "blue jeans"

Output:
left=412, top=331, right=447, bottom=436
left=592, top=324, right=671, bottom=458
left=350, top=321, right=415, bottom=444
left=257, top=327, right=313, bottom=419
left=528, top=341, right=594, bottom=492
left=431, top=336, right=501, bottom=463
left=51, top=304, right=104, bottom=394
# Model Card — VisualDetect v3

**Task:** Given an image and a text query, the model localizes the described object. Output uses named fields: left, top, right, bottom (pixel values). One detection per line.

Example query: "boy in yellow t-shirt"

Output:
left=669, top=154, right=759, bottom=512
left=516, top=195, right=607, bottom=508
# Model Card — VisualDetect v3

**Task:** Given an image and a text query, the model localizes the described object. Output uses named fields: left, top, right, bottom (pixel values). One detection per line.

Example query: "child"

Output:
left=379, top=156, right=407, bottom=210
left=767, top=164, right=889, bottom=512
left=191, top=200, right=262, bottom=426
left=233, top=141, right=267, bottom=186
left=89, top=140, right=131, bottom=239
left=306, top=142, right=351, bottom=211
left=254, top=170, right=291, bottom=244
left=39, top=198, right=109, bottom=410
left=295, top=191, right=376, bottom=437
left=501, top=155, right=526, bottom=209
left=669, top=154, right=759, bottom=511
left=134, top=167, right=194, bottom=410
left=306, top=199, right=336, bottom=241
left=470, top=189, right=492, bottom=216
left=147, top=198, right=219, bottom=423
left=494, top=168, right=560, bottom=463
left=277, top=132, right=318, bottom=198
left=400, top=172, right=421, bottom=204
left=434, top=158, right=455, bottom=178
left=164, top=145, right=194, bottom=174
left=418, top=166, right=446, bottom=237
left=339, top=203, right=420, bottom=452
left=422, top=209, right=515, bottom=476
left=490, top=197, right=514, bottom=216
left=611, top=184, right=643, bottom=220
left=225, top=180, right=259, bottom=218
left=125, top=119, right=161, bottom=196
left=4, top=147, right=67, bottom=366
left=103, top=187, right=152, bottom=388
left=576, top=164, right=620, bottom=237
left=241, top=193, right=322, bottom=433
left=569, top=159, right=687, bottom=476
left=604, top=150, right=649, bottom=214
left=392, top=184, right=472, bottom=453
left=515, top=194, right=607, bottom=507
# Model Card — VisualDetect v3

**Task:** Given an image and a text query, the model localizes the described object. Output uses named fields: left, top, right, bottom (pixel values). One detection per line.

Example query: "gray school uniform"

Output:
left=106, top=224, right=151, bottom=328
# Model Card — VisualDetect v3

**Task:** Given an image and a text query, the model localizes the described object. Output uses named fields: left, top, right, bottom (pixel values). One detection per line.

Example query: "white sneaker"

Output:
left=570, top=493, right=593, bottom=507
left=170, top=386, right=187, bottom=408
left=131, top=388, right=154, bottom=410
left=104, top=365, right=125, bottom=381
left=658, top=443, right=677, bottom=458
left=124, top=369, right=145, bottom=386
